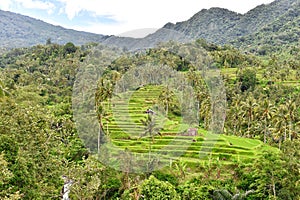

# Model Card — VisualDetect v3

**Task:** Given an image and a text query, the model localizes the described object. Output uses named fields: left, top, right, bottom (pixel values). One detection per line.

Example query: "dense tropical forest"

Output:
left=0, top=35, right=299, bottom=200
left=1, top=1, right=300, bottom=199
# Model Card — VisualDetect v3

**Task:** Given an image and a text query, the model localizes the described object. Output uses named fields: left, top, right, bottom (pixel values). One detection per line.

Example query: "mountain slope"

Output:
left=162, top=7, right=241, bottom=44
left=0, top=0, right=299, bottom=52
left=158, top=0, right=298, bottom=45
left=232, top=0, right=300, bottom=54
left=0, top=10, right=107, bottom=48
left=225, top=0, right=297, bottom=41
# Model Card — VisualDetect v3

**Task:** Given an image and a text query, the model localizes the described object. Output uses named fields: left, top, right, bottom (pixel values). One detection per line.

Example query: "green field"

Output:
left=102, top=85, right=277, bottom=170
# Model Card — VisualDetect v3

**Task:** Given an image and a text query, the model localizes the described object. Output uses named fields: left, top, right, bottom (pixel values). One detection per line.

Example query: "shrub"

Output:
left=139, top=175, right=179, bottom=199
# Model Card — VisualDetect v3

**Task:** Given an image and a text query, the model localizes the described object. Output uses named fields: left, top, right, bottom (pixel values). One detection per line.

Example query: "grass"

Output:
left=101, top=84, right=277, bottom=171
left=221, top=67, right=300, bottom=87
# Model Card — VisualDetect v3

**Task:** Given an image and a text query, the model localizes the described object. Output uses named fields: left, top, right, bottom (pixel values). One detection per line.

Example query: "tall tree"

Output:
left=258, top=99, right=277, bottom=143
left=140, top=114, right=162, bottom=142
left=159, top=86, right=175, bottom=116
left=241, top=94, right=258, bottom=137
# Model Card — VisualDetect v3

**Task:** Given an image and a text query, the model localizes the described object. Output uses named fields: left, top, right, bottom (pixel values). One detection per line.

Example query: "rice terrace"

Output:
left=0, top=0, right=299, bottom=199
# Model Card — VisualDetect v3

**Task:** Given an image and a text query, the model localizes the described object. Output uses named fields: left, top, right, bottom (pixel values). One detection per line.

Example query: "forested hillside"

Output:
left=0, top=0, right=299, bottom=199
left=0, top=39, right=299, bottom=199
left=163, top=8, right=241, bottom=44
left=233, top=0, right=300, bottom=55
left=1, top=0, right=300, bottom=51
left=159, top=0, right=299, bottom=45
left=0, top=10, right=107, bottom=48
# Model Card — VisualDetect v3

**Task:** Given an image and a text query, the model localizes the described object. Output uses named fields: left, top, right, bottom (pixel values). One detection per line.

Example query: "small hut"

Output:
left=181, top=128, right=198, bottom=136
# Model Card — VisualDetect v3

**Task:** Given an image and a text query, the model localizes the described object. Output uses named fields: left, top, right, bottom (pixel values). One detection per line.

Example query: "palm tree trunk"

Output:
left=272, top=175, right=276, bottom=199
left=248, top=116, right=251, bottom=137
left=166, top=103, right=168, bottom=116
left=196, top=101, right=200, bottom=121
left=289, top=121, right=292, bottom=141
left=98, top=128, right=101, bottom=155
left=264, top=118, right=267, bottom=144
left=278, top=139, right=281, bottom=150
left=98, top=121, right=104, bottom=155
left=284, top=122, right=287, bottom=141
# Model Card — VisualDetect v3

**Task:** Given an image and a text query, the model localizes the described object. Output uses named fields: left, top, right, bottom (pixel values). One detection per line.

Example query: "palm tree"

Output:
left=95, top=79, right=113, bottom=154
left=140, top=114, right=162, bottom=173
left=258, top=99, right=277, bottom=143
left=274, top=105, right=289, bottom=142
left=271, top=125, right=284, bottom=149
left=199, top=97, right=211, bottom=129
left=0, top=80, right=10, bottom=98
left=194, top=83, right=208, bottom=120
left=140, top=114, right=162, bottom=142
left=95, top=78, right=115, bottom=145
left=95, top=103, right=106, bottom=154
left=227, top=93, right=243, bottom=136
left=241, top=94, right=258, bottom=137
left=158, top=86, right=174, bottom=116
left=285, top=99, right=297, bottom=141
left=213, top=189, right=254, bottom=200
left=173, top=159, right=187, bottom=179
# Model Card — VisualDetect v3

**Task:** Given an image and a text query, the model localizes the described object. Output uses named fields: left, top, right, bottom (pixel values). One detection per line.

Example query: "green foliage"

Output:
left=63, top=42, right=77, bottom=55
left=237, top=68, right=257, bottom=92
left=278, top=140, right=300, bottom=199
left=152, top=171, right=179, bottom=186
left=234, top=150, right=296, bottom=199
left=0, top=135, right=18, bottom=164
left=178, top=182, right=213, bottom=200
left=0, top=153, right=21, bottom=200
left=234, top=2, right=300, bottom=55
left=67, top=156, right=122, bottom=199
left=0, top=36, right=299, bottom=200
left=0, top=44, right=89, bottom=199
left=139, top=175, right=179, bottom=200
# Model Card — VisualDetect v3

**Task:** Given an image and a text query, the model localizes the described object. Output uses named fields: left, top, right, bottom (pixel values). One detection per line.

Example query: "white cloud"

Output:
left=56, top=0, right=274, bottom=35
left=2, top=0, right=275, bottom=35
left=0, top=0, right=13, bottom=11
left=14, top=0, right=56, bottom=14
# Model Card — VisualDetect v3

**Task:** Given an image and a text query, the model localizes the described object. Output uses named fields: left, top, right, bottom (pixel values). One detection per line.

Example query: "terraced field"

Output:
left=221, top=67, right=300, bottom=86
left=102, top=84, right=276, bottom=169
left=105, top=85, right=184, bottom=139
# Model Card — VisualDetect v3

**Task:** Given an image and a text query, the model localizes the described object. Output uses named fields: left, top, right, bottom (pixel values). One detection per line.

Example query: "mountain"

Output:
left=232, top=0, right=300, bottom=54
left=227, top=0, right=297, bottom=40
left=102, top=28, right=190, bottom=51
left=162, top=7, right=241, bottom=44
left=105, top=0, right=300, bottom=52
left=0, top=10, right=108, bottom=48
left=0, top=0, right=299, bottom=52
left=159, top=0, right=298, bottom=45
left=0, top=9, right=188, bottom=50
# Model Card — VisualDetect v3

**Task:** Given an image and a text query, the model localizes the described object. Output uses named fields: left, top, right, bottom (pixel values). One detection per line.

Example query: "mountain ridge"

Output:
left=159, top=0, right=298, bottom=45
left=0, top=10, right=108, bottom=48
left=232, top=0, right=300, bottom=54
left=0, top=0, right=299, bottom=53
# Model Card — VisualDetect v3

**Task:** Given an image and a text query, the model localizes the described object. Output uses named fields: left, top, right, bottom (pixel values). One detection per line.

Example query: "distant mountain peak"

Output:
left=160, top=0, right=297, bottom=45
left=0, top=9, right=106, bottom=48
left=0, top=0, right=299, bottom=53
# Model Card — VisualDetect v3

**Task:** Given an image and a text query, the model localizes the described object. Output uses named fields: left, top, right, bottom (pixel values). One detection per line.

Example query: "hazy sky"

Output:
left=0, top=0, right=275, bottom=36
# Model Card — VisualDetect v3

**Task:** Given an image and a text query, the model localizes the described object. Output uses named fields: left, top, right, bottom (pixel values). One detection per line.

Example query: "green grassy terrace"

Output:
left=101, top=84, right=277, bottom=170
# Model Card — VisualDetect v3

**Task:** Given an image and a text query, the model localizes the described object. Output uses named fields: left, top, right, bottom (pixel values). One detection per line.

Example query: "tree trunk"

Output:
left=264, top=118, right=267, bottom=144
left=98, top=128, right=101, bottom=155
left=272, top=178, right=276, bottom=199
left=289, top=121, right=292, bottom=141
left=98, top=122, right=103, bottom=155
left=196, top=101, right=200, bottom=123
left=166, top=103, right=168, bottom=116
left=284, top=122, right=287, bottom=141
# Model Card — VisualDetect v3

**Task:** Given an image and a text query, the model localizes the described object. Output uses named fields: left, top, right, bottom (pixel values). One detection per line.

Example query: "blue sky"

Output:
left=0, top=0, right=275, bottom=36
